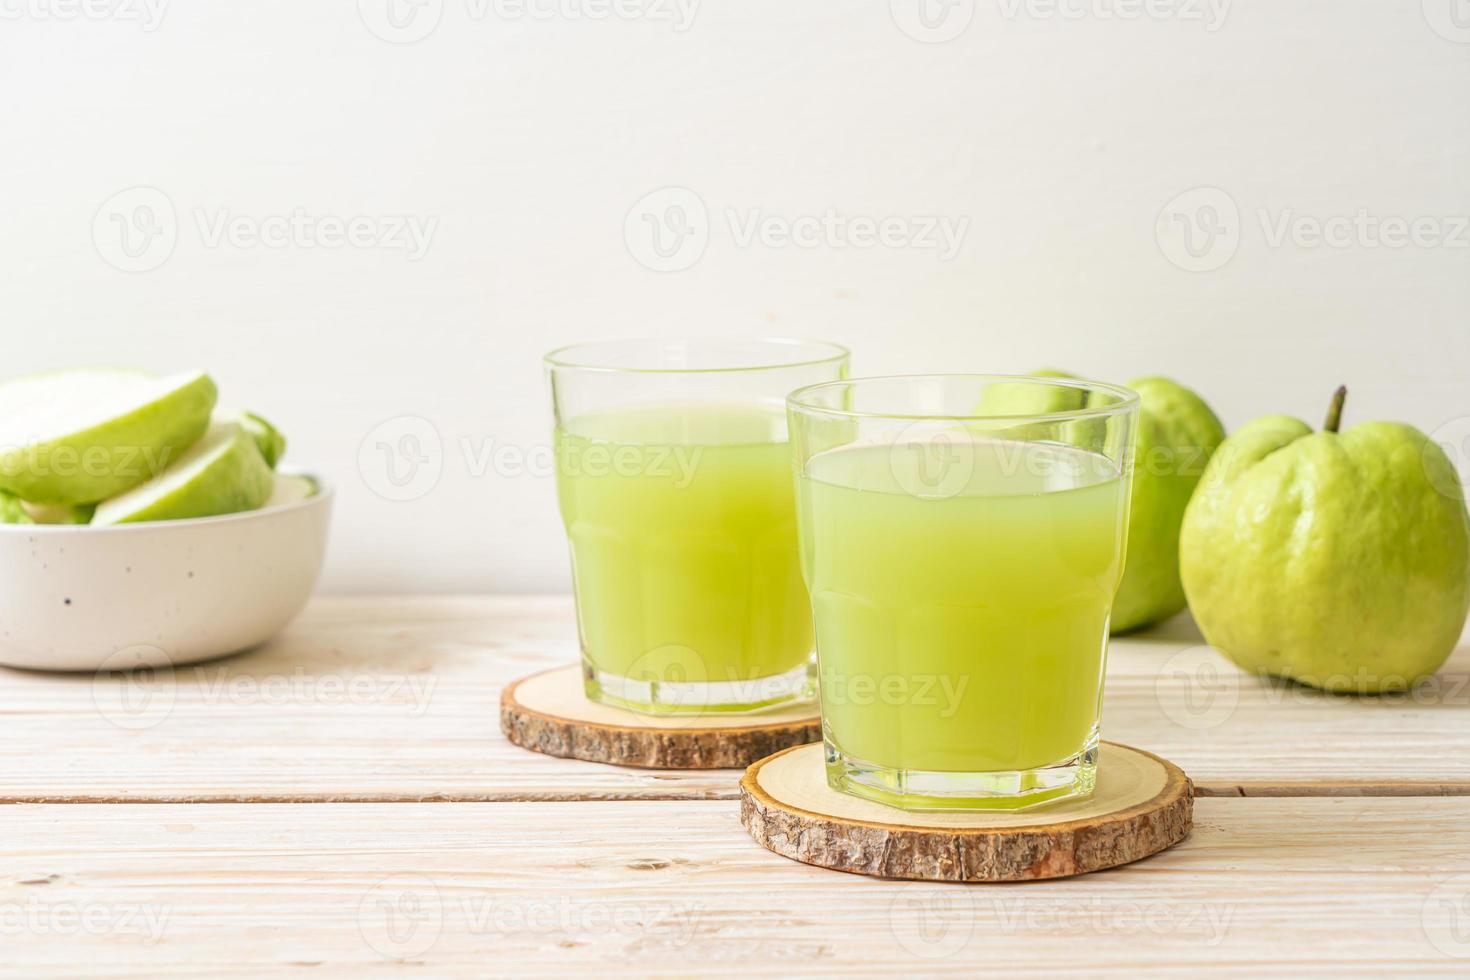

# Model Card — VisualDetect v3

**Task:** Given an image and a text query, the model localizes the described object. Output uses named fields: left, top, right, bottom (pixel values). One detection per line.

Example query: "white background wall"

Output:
left=2, top=0, right=1466, bottom=593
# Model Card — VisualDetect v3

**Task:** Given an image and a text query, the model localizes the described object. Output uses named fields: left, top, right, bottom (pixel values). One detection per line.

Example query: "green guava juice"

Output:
left=797, top=437, right=1129, bottom=780
left=556, top=403, right=813, bottom=711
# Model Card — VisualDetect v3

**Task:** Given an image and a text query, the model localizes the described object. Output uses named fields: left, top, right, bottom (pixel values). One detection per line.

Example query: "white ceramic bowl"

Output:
left=0, top=469, right=332, bottom=671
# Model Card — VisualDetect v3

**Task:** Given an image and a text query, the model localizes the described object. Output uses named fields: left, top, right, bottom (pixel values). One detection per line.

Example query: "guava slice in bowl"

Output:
left=0, top=369, right=217, bottom=504
left=91, top=421, right=274, bottom=525
left=0, top=491, right=33, bottom=524
left=20, top=501, right=94, bottom=524
left=265, top=472, right=317, bottom=508
left=240, top=411, right=287, bottom=469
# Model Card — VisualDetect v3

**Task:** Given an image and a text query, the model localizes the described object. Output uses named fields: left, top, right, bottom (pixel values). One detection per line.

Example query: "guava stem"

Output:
left=1324, top=385, right=1347, bottom=433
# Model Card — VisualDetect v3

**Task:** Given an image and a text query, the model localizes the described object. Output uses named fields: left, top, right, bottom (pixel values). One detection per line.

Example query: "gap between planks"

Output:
left=4, top=780, right=1469, bottom=805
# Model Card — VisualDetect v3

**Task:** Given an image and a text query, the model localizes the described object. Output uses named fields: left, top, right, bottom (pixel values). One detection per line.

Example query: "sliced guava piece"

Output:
left=240, top=411, right=287, bottom=469
left=91, top=421, right=273, bottom=526
left=20, top=501, right=94, bottom=524
left=265, top=472, right=317, bottom=508
left=0, top=369, right=217, bottom=504
left=0, top=491, right=33, bottom=524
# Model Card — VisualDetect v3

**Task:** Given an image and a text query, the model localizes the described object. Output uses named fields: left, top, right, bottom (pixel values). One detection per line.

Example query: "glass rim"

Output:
left=543, top=337, right=850, bottom=375
left=786, top=373, right=1141, bottom=424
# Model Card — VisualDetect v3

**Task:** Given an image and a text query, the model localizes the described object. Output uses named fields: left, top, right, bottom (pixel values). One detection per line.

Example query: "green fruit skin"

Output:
left=21, top=501, right=94, bottom=524
left=975, top=369, right=1087, bottom=415
left=107, top=429, right=274, bottom=524
left=1111, top=377, right=1227, bottom=633
left=974, top=369, right=1090, bottom=443
left=1180, top=416, right=1470, bottom=693
left=995, top=370, right=1226, bottom=632
left=242, top=411, right=287, bottom=469
left=0, top=491, right=33, bottom=524
left=0, top=373, right=218, bottom=504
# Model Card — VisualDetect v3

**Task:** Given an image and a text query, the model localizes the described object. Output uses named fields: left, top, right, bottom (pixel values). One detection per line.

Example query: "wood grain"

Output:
left=0, top=596, right=1466, bottom=802
left=741, top=742, right=1193, bottom=881
left=501, top=666, right=820, bottom=768
left=1, top=798, right=1467, bottom=976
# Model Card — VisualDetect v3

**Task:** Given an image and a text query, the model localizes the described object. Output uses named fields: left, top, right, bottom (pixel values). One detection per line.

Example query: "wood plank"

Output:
left=1104, top=613, right=1470, bottom=797
left=1, top=798, right=1468, bottom=976
left=0, top=596, right=1466, bottom=802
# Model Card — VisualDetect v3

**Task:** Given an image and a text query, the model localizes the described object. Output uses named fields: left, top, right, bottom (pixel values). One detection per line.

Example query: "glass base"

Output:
left=583, top=657, right=817, bottom=716
left=824, top=728, right=1099, bottom=811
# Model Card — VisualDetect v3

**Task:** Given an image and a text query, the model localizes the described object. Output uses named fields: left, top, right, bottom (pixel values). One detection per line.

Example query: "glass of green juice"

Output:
left=787, top=375, right=1140, bottom=810
left=546, top=339, right=850, bottom=715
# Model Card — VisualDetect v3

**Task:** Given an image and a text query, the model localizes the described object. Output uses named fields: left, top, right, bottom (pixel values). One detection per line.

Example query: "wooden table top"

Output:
left=4, top=596, right=1468, bottom=975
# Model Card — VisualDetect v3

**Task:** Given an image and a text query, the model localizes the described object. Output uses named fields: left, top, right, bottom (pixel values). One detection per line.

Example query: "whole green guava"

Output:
left=980, top=370, right=1226, bottom=632
left=1111, top=377, right=1226, bottom=633
left=1180, top=388, right=1470, bottom=693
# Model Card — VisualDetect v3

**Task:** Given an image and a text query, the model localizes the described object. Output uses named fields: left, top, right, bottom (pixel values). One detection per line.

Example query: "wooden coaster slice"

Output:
left=500, top=665, right=822, bottom=769
left=741, top=741, right=1192, bottom=881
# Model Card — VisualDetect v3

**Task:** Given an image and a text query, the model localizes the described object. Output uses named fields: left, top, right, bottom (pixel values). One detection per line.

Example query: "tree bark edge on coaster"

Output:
left=501, top=665, right=822, bottom=769
left=740, top=741, right=1193, bottom=881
